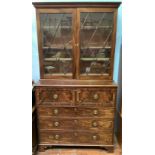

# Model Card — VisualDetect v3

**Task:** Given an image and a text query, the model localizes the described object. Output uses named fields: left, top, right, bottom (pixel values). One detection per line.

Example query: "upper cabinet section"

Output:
left=33, top=2, right=120, bottom=80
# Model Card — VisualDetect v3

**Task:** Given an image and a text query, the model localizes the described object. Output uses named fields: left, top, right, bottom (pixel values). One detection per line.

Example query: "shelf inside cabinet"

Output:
left=43, top=26, right=71, bottom=29
left=43, top=46, right=111, bottom=50
left=44, top=58, right=72, bottom=61
left=43, top=25, right=112, bottom=30
left=81, top=25, right=112, bottom=30
left=45, top=73, right=72, bottom=76
left=81, top=46, right=111, bottom=50
left=80, top=73, right=109, bottom=76
left=80, top=58, right=110, bottom=61
left=43, top=45, right=72, bottom=50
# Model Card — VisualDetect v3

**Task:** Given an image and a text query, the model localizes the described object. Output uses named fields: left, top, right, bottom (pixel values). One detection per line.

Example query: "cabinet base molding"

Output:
left=104, top=146, right=114, bottom=153
left=38, top=144, right=114, bottom=152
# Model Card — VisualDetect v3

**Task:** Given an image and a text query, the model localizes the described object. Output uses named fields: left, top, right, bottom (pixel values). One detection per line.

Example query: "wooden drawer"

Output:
left=37, top=106, right=115, bottom=118
left=39, top=130, right=113, bottom=145
left=39, top=130, right=73, bottom=144
left=77, top=88, right=116, bottom=107
left=76, top=131, right=113, bottom=145
left=36, top=87, right=116, bottom=107
left=36, top=88, right=74, bottom=105
left=38, top=117, right=114, bottom=130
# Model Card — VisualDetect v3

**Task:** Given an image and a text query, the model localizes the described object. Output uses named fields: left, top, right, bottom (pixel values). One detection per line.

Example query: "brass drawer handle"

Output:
left=93, top=109, right=99, bottom=115
left=54, top=121, right=59, bottom=127
left=53, top=109, right=58, bottom=115
left=92, top=135, right=97, bottom=140
left=93, top=93, right=99, bottom=100
left=55, top=134, right=60, bottom=140
left=76, top=91, right=81, bottom=103
left=92, top=121, right=98, bottom=127
left=53, top=94, right=58, bottom=99
left=74, top=120, right=78, bottom=124
left=74, top=107, right=78, bottom=112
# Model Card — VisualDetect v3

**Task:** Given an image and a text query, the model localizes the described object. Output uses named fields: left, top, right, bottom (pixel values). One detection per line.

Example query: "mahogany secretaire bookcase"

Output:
left=33, top=2, right=121, bottom=152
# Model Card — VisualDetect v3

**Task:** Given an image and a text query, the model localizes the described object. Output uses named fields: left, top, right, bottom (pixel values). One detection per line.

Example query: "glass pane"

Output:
left=40, top=13, right=73, bottom=76
left=80, top=12, right=113, bottom=76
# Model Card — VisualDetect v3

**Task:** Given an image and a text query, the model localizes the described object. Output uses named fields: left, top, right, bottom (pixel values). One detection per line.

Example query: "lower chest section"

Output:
left=35, top=86, right=117, bottom=146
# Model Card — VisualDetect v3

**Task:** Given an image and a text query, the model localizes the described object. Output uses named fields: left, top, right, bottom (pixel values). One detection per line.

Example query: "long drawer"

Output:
left=39, top=130, right=113, bottom=145
left=37, top=106, right=115, bottom=118
left=38, top=117, right=114, bottom=130
left=36, top=87, right=116, bottom=107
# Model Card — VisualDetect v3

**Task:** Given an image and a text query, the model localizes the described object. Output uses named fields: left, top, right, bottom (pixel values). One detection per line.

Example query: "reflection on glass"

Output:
left=40, top=13, right=73, bottom=75
left=80, top=12, right=113, bottom=75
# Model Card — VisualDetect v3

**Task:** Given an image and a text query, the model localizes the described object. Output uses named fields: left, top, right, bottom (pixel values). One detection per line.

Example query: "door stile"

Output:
left=76, top=8, right=81, bottom=79
left=109, top=9, right=117, bottom=80
left=36, top=9, right=44, bottom=79
left=71, top=9, right=77, bottom=79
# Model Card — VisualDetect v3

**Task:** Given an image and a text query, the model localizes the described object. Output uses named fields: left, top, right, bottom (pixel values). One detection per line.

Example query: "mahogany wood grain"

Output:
left=37, top=106, right=115, bottom=118
left=36, top=88, right=75, bottom=105
left=38, top=117, right=114, bottom=131
left=39, top=130, right=113, bottom=145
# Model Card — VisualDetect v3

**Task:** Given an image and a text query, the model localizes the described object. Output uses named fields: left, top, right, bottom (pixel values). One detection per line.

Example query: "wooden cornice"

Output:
left=32, top=2, right=121, bottom=9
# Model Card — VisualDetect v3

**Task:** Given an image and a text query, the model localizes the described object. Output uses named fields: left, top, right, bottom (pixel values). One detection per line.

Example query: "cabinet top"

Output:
left=32, top=2, right=121, bottom=9
left=34, top=79, right=117, bottom=88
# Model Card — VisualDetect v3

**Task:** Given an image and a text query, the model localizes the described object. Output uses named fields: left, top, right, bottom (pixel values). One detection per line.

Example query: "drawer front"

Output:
left=37, top=106, right=115, bottom=118
left=36, top=88, right=74, bottom=104
left=39, top=130, right=73, bottom=144
left=38, top=117, right=114, bottom=130
left=77, top=88, right=116, bottom=107
left=39, top=130, right=113, bottom=145
left=76, top=131, right=113, bottom=145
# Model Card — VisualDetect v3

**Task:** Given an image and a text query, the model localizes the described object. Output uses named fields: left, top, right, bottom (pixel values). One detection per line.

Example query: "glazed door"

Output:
left=77, top=8, right=117, bottom=80
left=37, top=9, right=76, bottom=79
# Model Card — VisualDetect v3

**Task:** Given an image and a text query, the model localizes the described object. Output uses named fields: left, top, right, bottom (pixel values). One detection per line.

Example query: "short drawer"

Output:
left=36, top=88, right=74, bottom=105
left=38, top=117, right=114, bottom=130
left=39, top=130, right=113, bottom=145
left=77, top=88, right=116, bottom=107
left=76, top=131, right=113, bottom=145
left=39, top=130, right=73, bottom=144
left=37, top=106, right=115, bottom=118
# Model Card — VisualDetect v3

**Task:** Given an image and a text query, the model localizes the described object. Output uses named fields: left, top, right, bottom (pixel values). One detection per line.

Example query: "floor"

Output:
left=36, top=137, right=122, bottom=155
